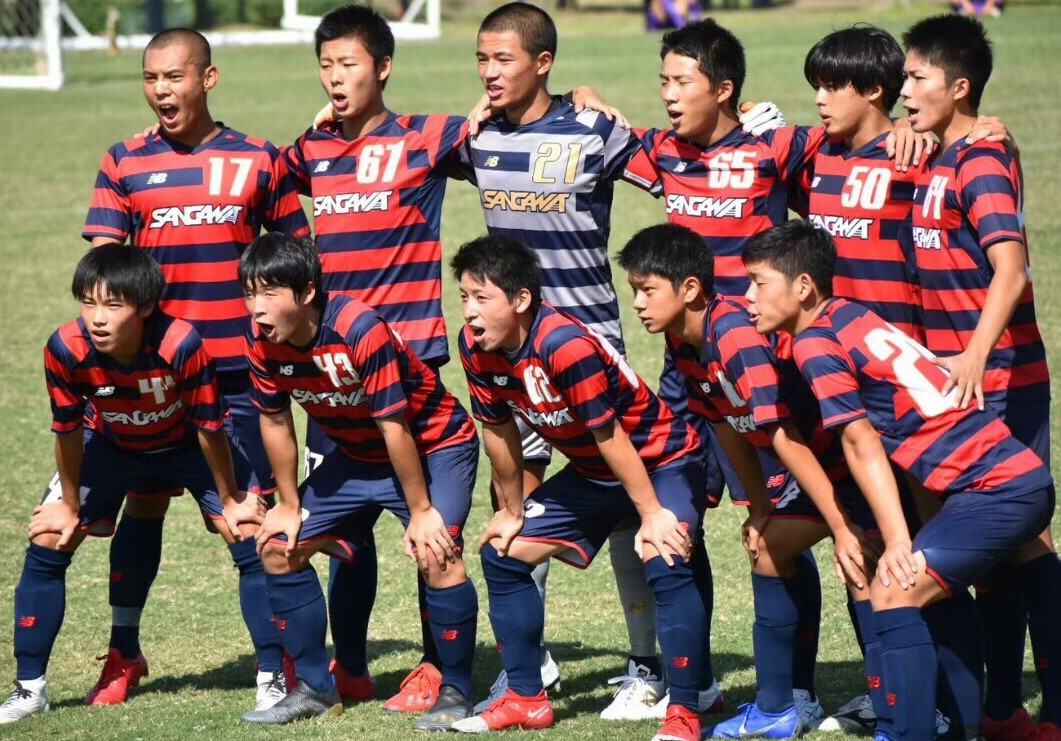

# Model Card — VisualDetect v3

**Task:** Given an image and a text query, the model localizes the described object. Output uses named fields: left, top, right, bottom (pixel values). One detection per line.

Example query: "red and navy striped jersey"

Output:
left=457, top=100, right=644, bottom=354
left=623, top=125, right=824, bottom=298
left=791, top=133, right=923, bottom=340
left=459, top=302, right=697, bottom=481
left=83, top=128, right=310, bottom=372
left=909, top=139, right=1048, bottom=400
left=45, top=312, right=224, bottom=451
left=285, top=113, right=467, bottom=366
left=666, top=296, right=847, bottom=481
left=792, top=298, right=1051, bottom=498
left=247, top=293, right=475, bottom=463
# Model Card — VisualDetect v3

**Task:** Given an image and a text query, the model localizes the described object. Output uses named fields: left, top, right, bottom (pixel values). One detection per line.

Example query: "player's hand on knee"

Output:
left=832, top=524, right=876, bottom=590
left=405, top=506, right=456, bottom=571
left=876, top=537, right=919, bottom=590
left=479, top=509, right=524, bottom=557
left=222, top=492, right=266, bottom=542
left=638, top=508, right=691, bottom=567
left=29, top=501, right=80, bottom=548
left=255, top=502, right=302, bottom=559
left=740, top=508, right=770, bottom=565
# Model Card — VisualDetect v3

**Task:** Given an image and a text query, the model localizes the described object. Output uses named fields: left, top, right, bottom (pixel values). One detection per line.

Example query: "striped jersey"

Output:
left=458, top=99, right=643, bottom=354
left=909, top=139, right=1048, bottom=400
left=792, top=133, right=923, bottom=340
left=624, top=125, right=824, bottom=297
left=666, top=296, right=847, bottom=481
left=459, top=302, right=697, bottom=482
left=46, top=312, right=224, bottom=451
left=247, top=293, right=476, bottom=464
left=284, top=113, right=467, bottom=366
left=792, top=298, right=1051, bottom=498
left=83, top=128, right=310, bottom=372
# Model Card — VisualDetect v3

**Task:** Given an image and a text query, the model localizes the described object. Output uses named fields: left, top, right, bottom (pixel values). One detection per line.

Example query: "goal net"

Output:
left=0, top=0, right=62, bottom=90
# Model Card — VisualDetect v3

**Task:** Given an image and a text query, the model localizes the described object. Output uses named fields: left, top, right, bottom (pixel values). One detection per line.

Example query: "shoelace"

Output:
left=261, top=672, right=285, bottom=696
left=93, top=654, right=124, bottom=685
left=8, top=683, right=32, bottom=702
left=399, top=665, right=433, bottom=696
left=659, top=708, right=696, bottom=735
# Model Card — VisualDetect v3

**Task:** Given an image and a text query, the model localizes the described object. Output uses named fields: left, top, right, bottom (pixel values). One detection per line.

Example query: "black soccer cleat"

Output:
left=240, top=679, right=343, bottom=724
left=412, top=685, right=474, bottom=731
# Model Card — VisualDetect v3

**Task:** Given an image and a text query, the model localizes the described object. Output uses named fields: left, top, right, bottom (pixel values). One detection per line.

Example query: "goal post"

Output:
left=0, top=0, right=63, bottom=90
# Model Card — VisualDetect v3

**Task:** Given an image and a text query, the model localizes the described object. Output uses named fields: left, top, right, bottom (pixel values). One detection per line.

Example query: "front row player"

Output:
left=743, top=220, right=1055, bottom=741
left=236, top=234, right=481, bottom=729
left=1, top=245, right=266, bottom=724
left=449, top=235, right=710, bottom=741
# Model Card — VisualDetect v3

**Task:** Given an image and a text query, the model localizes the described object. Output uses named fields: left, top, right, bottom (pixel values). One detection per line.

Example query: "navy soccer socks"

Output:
left=791, top=550, right=821, bottom=701
left=925, top=591, right=984, bottom=736
left=750, top=572, right=799, bottom=714
left=14, top=543, right=72, bottom=679
left=229, top=538, right=284, bottom=673
left=1024, top=553, right=1061, bottom=725
left=876, top=606, right=936, bottom=740
left=645, top=554, right=707, bottom=713
left=327, top=548, right=377, bottom=676
left=424, top=580, right=478, bottom=698
left=481, top=543, right=543, bottom=696
left=108, top=514, right=163, bottom=659
left=266, top=567, right=332, bottom=693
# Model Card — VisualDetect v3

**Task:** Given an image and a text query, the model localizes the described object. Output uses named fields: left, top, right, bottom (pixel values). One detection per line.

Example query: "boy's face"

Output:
left=244, top=280, right=315, bottom=346
left=142, top=41, right=216, bottom=142
left=318, top=36, right=389, bottom=121
left=900, top=52, right=953, bottom=135
left=80, top=286, right=151, bottom=363
left=744, top=261, right=802, bottom=336
left=477, top=30, right=551, bottom=111
left=813, top=82, right=875, bottom=141
left=459, top=272, right=526, bottom=353
left=660, top=52, right=724, bottom=144
left=628, top=272, right=685, bottom=335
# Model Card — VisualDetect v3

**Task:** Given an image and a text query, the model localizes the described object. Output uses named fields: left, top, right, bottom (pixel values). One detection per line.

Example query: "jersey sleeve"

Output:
left=246, top=334, right=290, bottom=415
left=263, top=145, right=311, bottom=237
left=281, top=134, right=312, bottom=196
left=44, top=331, right=86, bottom=434
left=620, top=127, right=663, bottom=194
left=458, top=328, right=511, bottom=425
left=588, top=112, right=648, bottom=182
left=958, top=145, right=1025, bottom=251
left=453, top=137, right=479, bottom=184
left=545, top=332, right=615, bottom=430
left=763, top=125, right=826, bottom=187
left=399, top=114, right=470, bottom=173
left=345, top=312, right=409, bottom=420
left=791, top=331, right=867, bottom=430
left=714, top=316, right=789, bottom=427
left=165, top=326, right=225, bottom=432
left=82, top=147, right=132, bottom=242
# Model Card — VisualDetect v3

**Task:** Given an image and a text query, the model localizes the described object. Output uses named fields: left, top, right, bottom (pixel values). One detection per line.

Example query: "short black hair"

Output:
left=741, top=220, right=835, bottom=299
left=451, top=234, right=542, bottom=309
left=804, top=25, right=905, bottom=112
left=661, top=18, right=745, bottom=107
left=72, top=244, right=164, bottom=312
left=479, top=2, right=557, bottom=59
left=144, top=28, right=211, bottom=72
left=617, top=223, right=714, bottom=296
left=239, top=233, right=326, bottom=310
left=315, top=4, right=395, bottom=69
left=903, top=14, right=992, bottom=110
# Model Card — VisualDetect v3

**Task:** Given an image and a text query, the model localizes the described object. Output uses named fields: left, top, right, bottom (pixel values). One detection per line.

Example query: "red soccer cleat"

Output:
left=451, top=689, right=554, bottom=732
left=1033, top=721, right=1061, bottom=741
left=652, top=703, right=700, bottom=741
left=329, top=658, right=375, bottom=703
left=382, top=663, right=441, bottom=713
left=84, top=648, right=149, bottom=705
left=982, top=708, right=1038, bottom=741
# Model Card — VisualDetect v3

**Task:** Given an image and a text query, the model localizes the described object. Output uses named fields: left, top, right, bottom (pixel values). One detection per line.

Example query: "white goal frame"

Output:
left=281, top=0, right=441, bottom=41
left=0, top=0, right=63, bottom=90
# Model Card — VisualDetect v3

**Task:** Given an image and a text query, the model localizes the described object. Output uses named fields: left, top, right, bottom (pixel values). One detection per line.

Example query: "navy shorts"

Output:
left=770, top=468, right=878, bottom=533
left=284, top=440, right=478, bottom=562
left=987, top=397, right=1050, bottom=468
left=917, top=483, right=1055, bottom=595
left=40, top=428, right=255, bottom=536
left=220, top=369, right=276, bottom=495
left=516, top=453, right=706, bottom=569
left=658, top=353, right=725, bottom=506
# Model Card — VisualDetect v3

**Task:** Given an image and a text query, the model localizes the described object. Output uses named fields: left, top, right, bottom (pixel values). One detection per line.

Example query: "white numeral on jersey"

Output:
left=207, top=157, right=254, bottom=197
left=864, top=326, right=955, bottom=418
left=840, top=166, right=891, bottom=210
left=921, top=175, right=948, bottom=221
left=707, top=151, right=755, bottom=190
left=313, top=352, right=361, bottom=388
left=523, top=366, right=562, bottom=406
left=715, top=369, right=745, bottom=408
left=357, top=142, right=404, bottom=184
left=532, top=142, right=583, bottom=184
left=138, top=375, right=173, bottom=404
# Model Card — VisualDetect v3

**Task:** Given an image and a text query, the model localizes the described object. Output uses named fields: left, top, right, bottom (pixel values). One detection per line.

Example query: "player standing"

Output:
left=81, top=28, right=310, bottom=711
left=0, top=246, right=263, bottom=724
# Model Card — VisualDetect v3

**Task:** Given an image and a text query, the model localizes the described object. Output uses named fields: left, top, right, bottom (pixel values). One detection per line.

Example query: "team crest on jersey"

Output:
left=146, top=172, right=168, bottom=185
left=481, top=190, right=571, bottom=213
left=149, top=204, right=244, bottom=228
left=808, top=213, right=873, bottom=241
left=313, top=191, right=392, bottom=216
left=666, top=194, right=747, bottom=218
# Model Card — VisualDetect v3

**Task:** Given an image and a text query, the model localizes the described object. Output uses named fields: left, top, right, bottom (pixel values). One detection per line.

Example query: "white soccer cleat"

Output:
left=0, top=680, right=49, bottom=724
left=472, top=651, right=561, bottom=715
left=817, top=693, right=875, bottom=733
left=600, top=660, right=666, bottom=720
left=651, top=677, right=725, bottom=717
left=793, top=688, right=824, bottom=729
left=254, top=669, right=287, bottom=711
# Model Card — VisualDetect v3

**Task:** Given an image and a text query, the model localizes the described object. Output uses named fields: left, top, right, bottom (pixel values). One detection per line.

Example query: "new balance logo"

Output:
left=313, top=160, right=331, bottom=173
left=484, top=155, right=500, bottom=168
left=699, top=381, right=712, bottom=394
left=867, top=675, right=881, bottom=689
left=16, top=616, right=36, bottom=628
left=492, top=375, right=509, bottom=386
left=674, top=161, right=688, bottom=173
left=279, top=364, right=294, bottom=376
left=146, top=172, right=168, bottom=185
left=812, top=176, right=822, bottom=188
left=670, top=656, right=690, bottom=669
left=440, top=629, right=459, bottom=641
left=95, top=385, right=116, bottom=396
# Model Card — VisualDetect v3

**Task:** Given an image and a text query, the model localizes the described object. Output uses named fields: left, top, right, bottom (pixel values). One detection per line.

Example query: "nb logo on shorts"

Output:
left=523, top=501, right=545, bottom=518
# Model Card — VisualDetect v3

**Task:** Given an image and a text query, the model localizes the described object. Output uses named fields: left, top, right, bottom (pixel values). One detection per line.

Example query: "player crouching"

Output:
left=236, top=233, right=480, bottom=729
left=449, top=235, right=710, bottom=741
left=1, top=245, right=265, bottom=724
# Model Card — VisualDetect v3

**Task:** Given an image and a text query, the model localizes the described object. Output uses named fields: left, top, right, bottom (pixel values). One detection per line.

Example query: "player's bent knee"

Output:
left=30, top=531, right=83, bottom=552
left=422, top=557, right=468, bottom=589
left=124, top=493, right=171, bottom=519
left=260, top=542, right=298, bottom=574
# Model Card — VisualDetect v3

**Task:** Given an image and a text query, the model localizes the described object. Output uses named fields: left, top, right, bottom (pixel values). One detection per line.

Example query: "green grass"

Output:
left=0, top=4, right=1059, bottom=739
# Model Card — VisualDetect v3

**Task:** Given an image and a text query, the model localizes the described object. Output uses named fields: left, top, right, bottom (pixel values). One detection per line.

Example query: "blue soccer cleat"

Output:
left=706, top=702, right=802, bottom=739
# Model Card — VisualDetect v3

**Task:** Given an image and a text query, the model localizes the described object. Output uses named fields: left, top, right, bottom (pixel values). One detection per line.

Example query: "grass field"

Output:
left=1, top=3, right=1060, bottom=739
